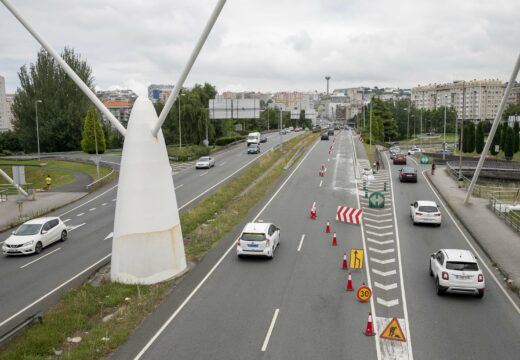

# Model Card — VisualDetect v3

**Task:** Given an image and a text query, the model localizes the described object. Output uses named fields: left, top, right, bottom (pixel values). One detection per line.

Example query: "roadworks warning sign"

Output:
left=380, top=317, right=406, bottom=342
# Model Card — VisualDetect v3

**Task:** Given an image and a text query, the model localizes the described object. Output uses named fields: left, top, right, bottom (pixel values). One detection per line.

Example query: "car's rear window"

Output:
left=14, top=224, right=42, bottom=236
left=402, top=167, right=415, bottom=173
left=446, top=261, right=478, bottom=271
left=418, top=206, right=438, bottom=212
left=199, top=157, right=210, bottom=161
left=241, top=233, right=266, bottom=241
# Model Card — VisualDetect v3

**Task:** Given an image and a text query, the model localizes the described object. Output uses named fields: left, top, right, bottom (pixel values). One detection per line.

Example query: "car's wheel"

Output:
left=61, top=230, right=68, bottom=242
left=435, top=278, right=444, bottom=296
left=268, top=248, right=274, bottom=260
left=476, top=289, right=484, bottom=298
left=35, top=242, right=43, bottom=254
left=429, top=262, right=433, bottom=277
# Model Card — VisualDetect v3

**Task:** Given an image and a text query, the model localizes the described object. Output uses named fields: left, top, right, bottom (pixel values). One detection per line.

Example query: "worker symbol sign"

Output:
left=380, top=317, right=406, bottom=342
left=349, top=249, right=364, bottom=269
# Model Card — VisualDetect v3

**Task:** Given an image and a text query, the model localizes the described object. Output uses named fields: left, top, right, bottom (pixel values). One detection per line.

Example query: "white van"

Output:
left=246, top=132, right=261, bottom=146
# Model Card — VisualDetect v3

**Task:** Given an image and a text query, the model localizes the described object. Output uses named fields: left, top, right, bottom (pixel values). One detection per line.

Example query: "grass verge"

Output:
left=363, top=143, right=376, bottom=164
left=0, top=132, right=318, bottom=360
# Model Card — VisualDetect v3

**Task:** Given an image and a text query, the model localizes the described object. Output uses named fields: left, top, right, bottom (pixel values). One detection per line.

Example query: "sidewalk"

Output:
left=0, top=191, right=86, bottom=231
left=426, top=167, right=520, bottom=289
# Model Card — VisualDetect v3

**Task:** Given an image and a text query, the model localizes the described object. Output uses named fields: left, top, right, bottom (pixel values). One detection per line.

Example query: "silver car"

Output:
left=195, top=156, right=215, bottom=169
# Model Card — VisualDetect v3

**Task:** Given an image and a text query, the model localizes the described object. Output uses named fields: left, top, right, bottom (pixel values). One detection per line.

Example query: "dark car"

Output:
left=393, top=154, right=407, bottom=165
left=260, top=135, right=267, bottom=143
left=247, top=144, right=260, bottom=154
left=328, top=129, right=334, bottom=136
left=321, top=132, right=329, bottom=140
left=399, top=166, right=418, bottom=183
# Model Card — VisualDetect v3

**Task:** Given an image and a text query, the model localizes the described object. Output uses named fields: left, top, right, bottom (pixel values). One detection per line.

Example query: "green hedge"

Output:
left=168, top=145, right=210, bottom=161
left=215, top=135, right=245, bottom=146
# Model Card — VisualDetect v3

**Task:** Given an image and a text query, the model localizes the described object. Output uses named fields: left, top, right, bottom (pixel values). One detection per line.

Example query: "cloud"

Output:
left=0, top=0, right=518, bottom=94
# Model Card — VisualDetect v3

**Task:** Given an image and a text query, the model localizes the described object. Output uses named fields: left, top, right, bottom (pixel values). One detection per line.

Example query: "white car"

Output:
left=429, top=249, right=485, bottom=298
left=195, top=156, right=215, bottom=169
left=410, top=200, right=441, bottom=226
left=407, top=147, right=423, bottom=155
left=236, top=222, right=280, bottom=259
left=2, top=217, right=67, bottom=256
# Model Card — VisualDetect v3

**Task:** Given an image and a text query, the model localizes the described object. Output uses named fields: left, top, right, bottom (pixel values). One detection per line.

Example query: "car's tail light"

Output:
left=416, top=212, right=423, bottom=216
left=478, top=274, right=484, bottom=282
left=265, top=239, right=270, bottom=246
left=434, top=213, right=441, bottom=216
left=442, top=271, right=449, bottom=280
left=236, top=239, right=241, bottom=247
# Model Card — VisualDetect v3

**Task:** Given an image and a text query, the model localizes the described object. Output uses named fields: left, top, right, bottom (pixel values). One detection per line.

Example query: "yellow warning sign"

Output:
left=349, top=249, right=364, bottom=269
left=380, top=317, right=406, bottom=342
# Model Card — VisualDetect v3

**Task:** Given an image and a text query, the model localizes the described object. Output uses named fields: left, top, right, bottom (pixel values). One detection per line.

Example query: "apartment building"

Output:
left=148, top=84, right=174, bottom=103
left=411, top=79, right=504, bottom=121
left=272, top=91, right=304, bottom=109
left=102, top=100, right=133, bottom=125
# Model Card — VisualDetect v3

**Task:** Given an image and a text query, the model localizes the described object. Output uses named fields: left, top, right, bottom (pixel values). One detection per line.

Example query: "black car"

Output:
left=399, top=166, right=418, bottom=183
left=321, top=132, right=329, bottom=140
left=260, top=135, right=267, bottom=143
left=328, top=129, right=334, bottom=136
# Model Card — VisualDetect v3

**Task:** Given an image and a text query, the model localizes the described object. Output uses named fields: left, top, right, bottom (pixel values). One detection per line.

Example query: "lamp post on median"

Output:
left=178, top=90, right=183, bottom=148
left=35, top=100, right=42, bottom=159
left=443, top=95, right=447, bottom=160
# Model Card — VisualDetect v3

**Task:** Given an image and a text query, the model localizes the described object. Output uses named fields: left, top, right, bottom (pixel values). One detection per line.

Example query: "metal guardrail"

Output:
left=488, top=195, right=520, bottom=232
left=445, top=166, right=520, bottom=199
left=447, top=160, right=520, bottom=171
left=0, top=183, right=33, bottom=195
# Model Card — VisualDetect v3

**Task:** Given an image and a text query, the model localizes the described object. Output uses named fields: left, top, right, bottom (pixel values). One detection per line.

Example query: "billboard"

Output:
left=209, top=98, right=260, bottom=119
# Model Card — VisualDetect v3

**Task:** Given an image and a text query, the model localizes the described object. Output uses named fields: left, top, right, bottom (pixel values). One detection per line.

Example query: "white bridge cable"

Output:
left=0, top=0, right=126, bottom=137
left=153, top=0, right=227, bottom=137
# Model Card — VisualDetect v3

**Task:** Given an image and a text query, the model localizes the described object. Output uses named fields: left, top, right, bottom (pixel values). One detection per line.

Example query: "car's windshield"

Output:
left=247, top=135, right=258, bottom=140
left=446, top=261, right=478, bottom=271
left=402, top=167, right=415, bottom=173
left=199, top=157, right=210, bottom=161
left=418, top=206, right=438, bottom=212
left=250, top=144, right=258, bottom=149
left=14, top=223, right=42, bottom=236
left=241, top=233, right=266, bottom=241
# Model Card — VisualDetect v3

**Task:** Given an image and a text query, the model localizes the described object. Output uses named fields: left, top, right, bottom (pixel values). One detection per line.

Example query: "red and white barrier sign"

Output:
left=336, top=206, right=363, bottom=225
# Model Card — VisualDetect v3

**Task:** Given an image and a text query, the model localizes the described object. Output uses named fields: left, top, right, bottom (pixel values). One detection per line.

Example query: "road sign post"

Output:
left=368, top=192, right=385, bottom=208
left=380, top=317, right=406, bottom=342
left=420, top=155, right=429, bottom=164
left=356, top=284, right=372, bottom=302
left=349, top=249, right=364, bottom=270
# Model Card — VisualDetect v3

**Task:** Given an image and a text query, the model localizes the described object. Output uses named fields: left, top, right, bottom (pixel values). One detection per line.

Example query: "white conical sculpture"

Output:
left=111, top=97, right=187, bottom=284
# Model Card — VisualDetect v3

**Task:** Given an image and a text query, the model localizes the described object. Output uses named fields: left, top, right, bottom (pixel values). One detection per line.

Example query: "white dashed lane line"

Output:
left=89, top=208, right=96, bottom=212
left=76, top=213, right=84, bottom=217
left=20, top=248, right=62, bottom=269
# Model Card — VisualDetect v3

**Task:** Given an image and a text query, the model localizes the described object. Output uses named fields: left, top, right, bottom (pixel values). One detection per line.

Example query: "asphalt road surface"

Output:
left=0, top=131, right=298, bottom=338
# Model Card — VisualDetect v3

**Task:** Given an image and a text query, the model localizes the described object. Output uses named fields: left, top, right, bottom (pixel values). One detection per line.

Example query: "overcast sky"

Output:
left=0, top=0, right=518, bottom=96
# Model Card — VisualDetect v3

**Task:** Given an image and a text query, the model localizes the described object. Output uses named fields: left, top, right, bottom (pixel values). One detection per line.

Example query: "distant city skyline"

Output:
left=0, top=0, right=518, bottom=96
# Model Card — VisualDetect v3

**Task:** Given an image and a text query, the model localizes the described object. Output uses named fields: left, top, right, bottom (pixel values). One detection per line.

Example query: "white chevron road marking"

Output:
left=374, top=282, right=398, bottom=291
left=369, top=247, right=395, bottom=254
left=372, top=268, right=397, bottom=277
left=371, top=257, right=396, bottom=265
left=377, top=297, right=400, bottom=307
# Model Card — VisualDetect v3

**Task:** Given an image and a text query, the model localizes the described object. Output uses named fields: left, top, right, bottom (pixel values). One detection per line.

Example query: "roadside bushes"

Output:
left=167, top=145, right=210, bottom=161
left=215, top=135, right=245, bottom=146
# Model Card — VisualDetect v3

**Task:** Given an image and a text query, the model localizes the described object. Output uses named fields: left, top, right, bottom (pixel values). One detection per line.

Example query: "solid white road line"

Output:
left=59, top=184, right=118, bottom=217
left=89, top=208, right=96, bottom=212
left=174, top=184, right=185, bottom=190
left=414, top=164, right=520, bottom=315
left=261, top=308, right=280, bottom=352
left=133, top=139, right=321, bottom=360
left=319, top=180, right=323, bottom=187
left=20, top=247, right=62, bottom=269
left=372, top=269, right=397, bottom=277
left=384, top=153, right=414, bottom=359
left=297, top=234, right=305, bottom=252
left=0, top=254, right=112, bottom=329
left=377, top=298, right=400, bottom=307
left=374, top=282, right=398, bottom=291
left=104, top=232, right=114, bottom=241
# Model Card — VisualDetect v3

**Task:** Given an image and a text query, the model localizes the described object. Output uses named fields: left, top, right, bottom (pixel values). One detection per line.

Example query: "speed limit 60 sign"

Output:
left=357, top=284, right=372, bottom=302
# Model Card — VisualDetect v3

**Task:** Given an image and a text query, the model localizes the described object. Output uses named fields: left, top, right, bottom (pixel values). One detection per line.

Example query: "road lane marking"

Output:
left=377, top=298, right=400, bottom=307
left=371, top=257, right=396, bottom=265
left=0, top=254, right=112, bottom=329
left=59, top=184, right=118, bottom=217
left=199, top=171, right=209, bottom=177
left=76, top=213, right=84, bottom=217
left=319, top=180, right=323, bottom=187
left=20, top=247, right=62, bottom=269
left=367, top=238, right=394, bottom=246
left=104, top=232, right=113, bottom=241
left=369, top=247, right=395, bottom=254
left=101, top=203, right=107, bottom=206
left=174, top=184, right=184, bottom=190
left=220, top=161, right=227, bottom=166
left=261, top=308, right=280, bottom=352
left=89, top=208, right=96, bottom=212
left=415, top=164, right=520, bottom=315
left=365, top=224, right=393, bottom=230
left=68, top=223, right=86, bottom=232
left=372, top=269, right=397, bottom=277
left=364, top=218, right=393, bottom=223
left=297, top=234, right=305, bottom=252
left=133, top=139, right=321, bottom=360
left=112, top=199, right=116, bottom=202
left=62, top=219, right=71, bottom=223
left=374, top=282, right=398, bottom=291
left=366, top=231, right=394, bottom=237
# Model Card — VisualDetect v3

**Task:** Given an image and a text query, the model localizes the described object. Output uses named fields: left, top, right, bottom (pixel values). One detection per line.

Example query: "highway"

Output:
left=0, top=131, right=298, bottom=338
left=110, top=130, right=520, bottom=360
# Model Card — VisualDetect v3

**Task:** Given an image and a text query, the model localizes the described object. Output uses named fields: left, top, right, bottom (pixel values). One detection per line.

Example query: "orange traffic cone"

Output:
left=342, top=253, right=348, bottom=269
left=325, top=221, right=330, bottom=233
left=363, top=312, right=376, bottom=336
left=332, top=232, right=337, bottom=246
left=310, top=206, right=317, bottom=220
left=346, top=272, right=353, bottom=291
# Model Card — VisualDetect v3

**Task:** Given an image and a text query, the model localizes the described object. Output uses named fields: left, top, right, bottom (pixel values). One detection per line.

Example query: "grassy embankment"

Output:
left=0, top=132, right=318, bottom=360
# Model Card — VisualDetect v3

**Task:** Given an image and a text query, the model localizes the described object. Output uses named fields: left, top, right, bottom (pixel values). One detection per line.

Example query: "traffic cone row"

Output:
left=325, top=221, right=330, bottom=233
left=310, top=205, right=317, bottom=220
left=342, top=252, right=348, bottom=269
left=332, top=232, right=337, bottom=246
left=346, top=272, right=353, bottom=291
left=363, top=312, right=375, bottom=336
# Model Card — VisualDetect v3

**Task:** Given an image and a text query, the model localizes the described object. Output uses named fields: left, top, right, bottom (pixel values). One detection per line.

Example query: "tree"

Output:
left=81, top=107, right=106, bottom=154
left=462, top=123, right=475, bottom=153
left=514, top=121, right=520, bottom=153
left=0, top=131, right=22, bottom=153
left=12, top=47, right=94, bottom=152
left=504, top=126, right=515, bottom=160
left=490, top=123, right=501, bottom=155
left=475, top=122, right=485, bottom=154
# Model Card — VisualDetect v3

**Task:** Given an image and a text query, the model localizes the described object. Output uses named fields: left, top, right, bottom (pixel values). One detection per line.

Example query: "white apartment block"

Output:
left=272, top=91, right=304, bottom=109
left=0, top=75, right=9, bottom=132
left=411, top=79, right=504, bottom=122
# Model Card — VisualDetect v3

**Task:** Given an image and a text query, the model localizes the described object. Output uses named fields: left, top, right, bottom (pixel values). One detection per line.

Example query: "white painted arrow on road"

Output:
left=372, top=268, right=397, bottom=276
left=104, top=232, right=113, bottom=241
left=363, top=218, right=393, bottom=223
left=369, top=247, right=395, bottom=254
left=366, top=231, right=394, bottom=237
left=367, top=238, right=395, bottom=245
left=370, top=257, right=396, bottom=265
left=374, top=282, right=398, bottom=291
left=365, top=224, right=393, bottom=230
left=377, top=297, right=400, bottom=307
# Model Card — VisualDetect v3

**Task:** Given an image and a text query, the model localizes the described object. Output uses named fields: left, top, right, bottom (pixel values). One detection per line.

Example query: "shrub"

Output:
left=215, top=135, right=245, bottom=146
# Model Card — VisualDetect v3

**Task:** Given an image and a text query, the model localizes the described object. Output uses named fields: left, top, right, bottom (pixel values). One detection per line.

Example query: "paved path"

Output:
left=50, top=168, right=93, bottom=192
left=426, top=167, right=520, bottom=289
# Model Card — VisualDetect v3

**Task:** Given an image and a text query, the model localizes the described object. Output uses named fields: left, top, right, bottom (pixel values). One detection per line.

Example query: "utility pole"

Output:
left=443, top=95, right=447, bottom=160
left=420, top=92, right=424, bottom=147
left=407, top=99, right=411, bottom=140
left=369, top=101, right=373, bottom=152
left=458, top=82, right=466, bottom=180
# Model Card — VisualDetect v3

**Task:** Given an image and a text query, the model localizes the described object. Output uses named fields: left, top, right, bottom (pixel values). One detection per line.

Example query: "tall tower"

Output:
left=325, top=76, right=331, bottom=96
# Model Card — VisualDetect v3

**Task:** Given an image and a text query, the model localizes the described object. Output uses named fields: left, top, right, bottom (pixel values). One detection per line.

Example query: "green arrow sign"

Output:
left=369, top=191, right=385, bottom=208
left=420, top=155, right=429, bottom=164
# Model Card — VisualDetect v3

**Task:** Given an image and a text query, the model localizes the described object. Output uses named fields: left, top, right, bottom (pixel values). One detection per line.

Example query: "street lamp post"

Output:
left=178, top=91, right=182, bottom=148
left=35, top=100, right=42, bottom=159
left=443, top=95, right=447, bottom=160
left=369, top=101, right=373, bottom=152
left=93, top=111, right=100, bottom=178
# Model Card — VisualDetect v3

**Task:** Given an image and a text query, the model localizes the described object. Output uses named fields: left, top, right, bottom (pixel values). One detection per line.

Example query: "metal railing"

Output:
left=488, top=194, right=520, bottom=232
left=0, top=188, right=7, bottom=202
left=0, top=183, right=33, bottom=196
